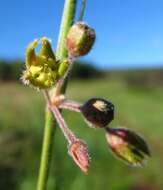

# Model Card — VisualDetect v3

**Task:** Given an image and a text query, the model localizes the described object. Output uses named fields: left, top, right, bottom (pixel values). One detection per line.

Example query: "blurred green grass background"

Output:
left=0, top=75, right=163, bottom=190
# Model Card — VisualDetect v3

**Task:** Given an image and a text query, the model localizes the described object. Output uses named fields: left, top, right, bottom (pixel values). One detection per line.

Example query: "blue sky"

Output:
left=0, top=0, right=163, bottom=69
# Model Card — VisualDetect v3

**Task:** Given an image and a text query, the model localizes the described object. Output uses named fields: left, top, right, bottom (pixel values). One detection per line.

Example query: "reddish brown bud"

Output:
left=68, top=140, right=90, bottom=173
left=66, top=22, right=96, bottom=57
left=106, top=127, right=150, bottom=167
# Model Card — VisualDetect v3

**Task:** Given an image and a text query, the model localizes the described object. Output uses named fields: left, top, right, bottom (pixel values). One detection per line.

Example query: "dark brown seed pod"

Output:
left=80, top=98, right=114, bottom=128
left=66, top=22, right=96, bottom=57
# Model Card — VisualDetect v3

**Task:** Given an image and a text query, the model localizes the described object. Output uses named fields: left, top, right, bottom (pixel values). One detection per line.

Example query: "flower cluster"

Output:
left=22, top=22, right=150, bottom=173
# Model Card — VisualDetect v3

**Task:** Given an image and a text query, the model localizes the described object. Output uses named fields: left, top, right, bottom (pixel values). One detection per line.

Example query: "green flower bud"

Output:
left=39, top=37, right=56, bottom=61
left=80, top=98, right=114, bottom=128
left=38, top=37, right=59, bottom=70
left=25, top=39, right=39, bottom=68
left=66, top=22, right=96, bottom=57
left=22, top=37, right=59, bottom=89
left=105, top=127, right=150, bottom=167
left=58, top=59, right=70, bottom=78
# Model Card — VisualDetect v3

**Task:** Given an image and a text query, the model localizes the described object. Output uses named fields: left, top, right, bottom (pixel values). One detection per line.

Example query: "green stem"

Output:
left=56, top=0, right=77, bottom=60
left=36, top=110, right=55, bottom=190
left=79, top=0, right=86, bottom=21
left=36, top=0, right=77, bottom=190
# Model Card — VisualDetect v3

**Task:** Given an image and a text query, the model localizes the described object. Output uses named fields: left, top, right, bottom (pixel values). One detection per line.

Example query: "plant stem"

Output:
left=79, top=0, right=86, bottom=21
left=50, top=105, right=77, bottom=144
left=60, top=100, right=81, bottom=112
left=36, top=110, right=55, bottom=190
left=36, top=0, right=77, bottom=190
left=56, top=0, right=77, bottom=60
left=43, top=90, right=77, bottom=144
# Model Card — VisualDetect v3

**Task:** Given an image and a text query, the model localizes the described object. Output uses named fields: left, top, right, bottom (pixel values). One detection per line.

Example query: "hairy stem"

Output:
left=43, top=90, right=77, bottom=144
left=36, top=0, right=77, bottom=190
left=50, top=105, right=77, bottom=144
left=60, top=100, right=82, bottom=112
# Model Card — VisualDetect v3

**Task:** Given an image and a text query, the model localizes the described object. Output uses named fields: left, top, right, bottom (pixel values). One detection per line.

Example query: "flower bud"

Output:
left=39, top=37, right=56, bottom=61
left=22, top=37, right=59, bottom=89
left=58, top=59, right=70, bottom=78
left=105, top=127, right=150, bottom=167
left=66, top=22, right=96, bottom=57
left=38, top=37, right=58, bottom=70
left=80, top=98, right=114, bottom=128
left=25, top=39, right=38, bottom=68
left=68, top=140, right=90, bottom=173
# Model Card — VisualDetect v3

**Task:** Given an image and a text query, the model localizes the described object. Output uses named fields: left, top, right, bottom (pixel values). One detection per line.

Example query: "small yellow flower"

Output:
left=22, top=37, right=71, bottom=89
